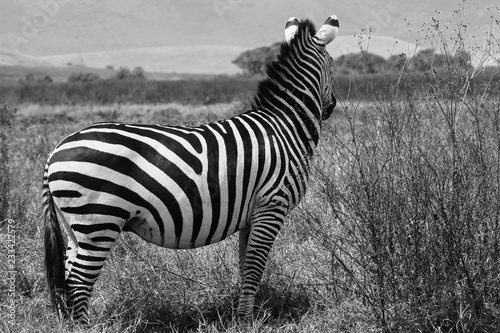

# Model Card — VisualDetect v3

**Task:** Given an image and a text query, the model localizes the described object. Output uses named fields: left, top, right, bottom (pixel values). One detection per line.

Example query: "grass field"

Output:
left=2, top=77, right=500, bottom=332
left=1, top=71, right=498, bottom=107
left=0, top=100, right=383, bottom=333
left=2, top=9, right=500, bottom=332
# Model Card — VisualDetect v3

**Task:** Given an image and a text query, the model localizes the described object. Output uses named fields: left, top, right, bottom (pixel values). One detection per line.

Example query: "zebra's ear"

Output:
left=285, top=17, right=299, bottom=43
left=314, top=15, right=339, bottom=45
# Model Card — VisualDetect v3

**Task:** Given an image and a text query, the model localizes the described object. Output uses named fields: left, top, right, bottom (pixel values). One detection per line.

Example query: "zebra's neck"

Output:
left=252, top=71, right=323, bottom=158
left=251, top=22, right=325, bottom=158
left=254, top=88, right=320, bottom=158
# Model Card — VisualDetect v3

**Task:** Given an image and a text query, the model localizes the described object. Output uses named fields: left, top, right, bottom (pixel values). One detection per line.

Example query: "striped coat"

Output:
left=43, top=15, right=339, bottom=324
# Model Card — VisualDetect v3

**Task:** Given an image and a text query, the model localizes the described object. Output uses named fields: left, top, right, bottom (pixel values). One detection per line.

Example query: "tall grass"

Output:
left=0, top=76, right=259, bottom=106
left=305, top=5, right=500, bottom=332
left=2, top=73, right=498, bottom=107
left=0, top=101, right=16, bottom=221
left=4, top=103, right=340, bottom=333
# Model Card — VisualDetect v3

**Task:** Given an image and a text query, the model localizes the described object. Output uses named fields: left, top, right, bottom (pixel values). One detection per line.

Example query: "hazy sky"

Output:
left=1, top=0, right=498, bottom=56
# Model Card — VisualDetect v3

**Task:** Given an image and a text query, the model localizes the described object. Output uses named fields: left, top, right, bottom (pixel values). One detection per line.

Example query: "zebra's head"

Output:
left=284, top=15, right=339, bottom=122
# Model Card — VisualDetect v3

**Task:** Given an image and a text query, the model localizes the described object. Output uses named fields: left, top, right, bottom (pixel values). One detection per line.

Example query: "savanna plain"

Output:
left=2, top=9, right=500, bottom=333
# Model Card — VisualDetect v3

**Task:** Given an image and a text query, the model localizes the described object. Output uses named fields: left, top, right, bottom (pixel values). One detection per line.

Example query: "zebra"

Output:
left=43, top=15, right=339, bottom=324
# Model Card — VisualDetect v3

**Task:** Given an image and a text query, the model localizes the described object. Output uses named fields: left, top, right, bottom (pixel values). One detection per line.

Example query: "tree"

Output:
left=38, top=75, right=53, bottom=84
left=335, top=52, right=387, bottom=74
left=413, top=49, right=447, bottom=72
left=24, top=73, right=35, bottom=84
left=232, top=42, right=281, bottom=76
left=111, top=67, right=147, bottom=80
left=67, top=72, right=100, bottom=83
left=114, top=67, right=133, bottom=80
left=18, top=73, right=53, bottom=85
left=132, top=67, right=147, bottom=80
left=386, top=53, right=408, bottom=70
left=452, top=50, right=472, bottom=70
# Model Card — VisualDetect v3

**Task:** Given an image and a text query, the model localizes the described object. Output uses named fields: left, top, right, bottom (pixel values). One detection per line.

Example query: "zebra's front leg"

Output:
left=238, top=226, right=250, bottom=282
left=237, top=217, right=283, bottom=317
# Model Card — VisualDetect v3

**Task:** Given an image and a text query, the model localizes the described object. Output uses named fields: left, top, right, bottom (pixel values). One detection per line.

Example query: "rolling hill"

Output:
left=0, top=50, right=52, bottom=67
left=327, top=35, right=418, bottom=60
left=0, top=35, right=495, bottom=83
left=39, top=45, right=247, bottom=75
left=32, top=36, right=419, bottom=76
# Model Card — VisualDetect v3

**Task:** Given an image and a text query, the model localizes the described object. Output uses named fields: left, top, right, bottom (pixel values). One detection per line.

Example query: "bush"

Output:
left=305, top=4, right=500, bottom=331
left=67, top=72, right=100, bottom=83
left=18, top=73, right=53, bottom=85
left=111, top=66, right=147, bottom=81
left=310, top=90, right=500, bottom=331
left=336, top=52, right=387, bottom=74
left=386, top=53, right=408, bottom=71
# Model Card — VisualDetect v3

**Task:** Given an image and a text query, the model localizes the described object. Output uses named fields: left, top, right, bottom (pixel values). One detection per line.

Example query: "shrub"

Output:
left=386, top=53, right=408, bottom=71
left=305, top=3, right=500, bottom=331
left=111, top=66, right=147, bottom=81
left=310, top=89, right=500, bottom=331
left=336, top=52, right=387, bottom=74
left=67, top=72, right=100, bottom=83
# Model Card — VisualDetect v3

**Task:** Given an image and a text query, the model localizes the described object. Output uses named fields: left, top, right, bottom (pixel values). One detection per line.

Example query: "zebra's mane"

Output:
left=252, top=19, right=318, bottom=111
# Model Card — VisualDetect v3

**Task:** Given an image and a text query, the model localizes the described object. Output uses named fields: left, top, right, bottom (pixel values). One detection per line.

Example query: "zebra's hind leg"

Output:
left=237, top=217, right=284, bottom=317
left=64, top=220, right=122, bottom=324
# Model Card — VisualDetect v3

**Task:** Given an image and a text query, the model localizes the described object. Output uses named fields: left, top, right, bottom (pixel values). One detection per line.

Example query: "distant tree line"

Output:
left=67, top=66, right=147, bottom=83
left=8, top=51, right=497, bottom=106
left=18, top=66, right=148, bottom=86
left=231, top=43, right=495, bottom=76
left=18, top=73, right=53, bottom=85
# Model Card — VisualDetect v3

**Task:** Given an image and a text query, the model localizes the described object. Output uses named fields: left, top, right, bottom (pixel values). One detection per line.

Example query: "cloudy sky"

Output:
left=1, top=0, right=498, bottom=56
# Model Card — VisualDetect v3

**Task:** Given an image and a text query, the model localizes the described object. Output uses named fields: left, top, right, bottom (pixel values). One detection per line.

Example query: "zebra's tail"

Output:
left=42, top=162, right=68, bottom=320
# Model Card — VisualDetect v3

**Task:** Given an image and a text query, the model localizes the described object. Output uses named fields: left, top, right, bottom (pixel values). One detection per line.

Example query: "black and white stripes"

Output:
left=43, top=15, right=339, bottom=324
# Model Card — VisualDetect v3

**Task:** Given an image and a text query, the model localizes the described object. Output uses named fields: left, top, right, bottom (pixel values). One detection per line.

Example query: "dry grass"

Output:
left=1, top=100, right=382, bottom=333
left=4, top=90, right=499, bottom=332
